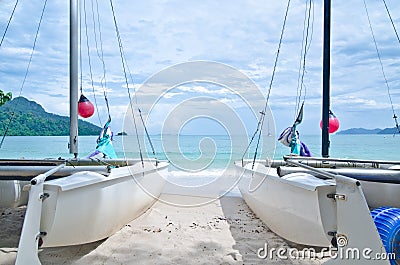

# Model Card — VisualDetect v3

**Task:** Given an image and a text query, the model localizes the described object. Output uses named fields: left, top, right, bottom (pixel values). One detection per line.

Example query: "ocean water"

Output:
left=0, top=134, right=399, bottom=195
left=286, top=134, right=400, bottom=161
left=0, top=134, right=399, bottom=167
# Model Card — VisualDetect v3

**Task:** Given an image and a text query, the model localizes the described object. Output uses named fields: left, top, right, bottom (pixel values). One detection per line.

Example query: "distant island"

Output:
left=0, top=97, right=101, bottom=136
left=338, top=127, right=399, bottom=135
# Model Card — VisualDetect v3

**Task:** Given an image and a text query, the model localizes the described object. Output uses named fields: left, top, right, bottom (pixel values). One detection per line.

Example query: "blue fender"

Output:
left=371, top=207, right=400, bottom=265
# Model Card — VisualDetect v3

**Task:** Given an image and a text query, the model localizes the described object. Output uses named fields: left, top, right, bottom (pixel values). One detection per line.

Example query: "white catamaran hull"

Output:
left=236, top=161, right=336, bottom=247
left=236, top=159, right=400, bottom=248
left=0, top=164, right=113, bottom=208
left=358, top=180, right=400, bottom=209
left=38, top=160, right=168, bottom=247
left=0, top=180, right=29, bottom=208
left=277, top=164, right=400, bottom=208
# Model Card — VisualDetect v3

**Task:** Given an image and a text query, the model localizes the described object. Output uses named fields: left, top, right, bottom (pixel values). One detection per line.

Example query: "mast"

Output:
left=322, top=0, right=331, bottom=157
left=69, top=0, right=79, bottom=158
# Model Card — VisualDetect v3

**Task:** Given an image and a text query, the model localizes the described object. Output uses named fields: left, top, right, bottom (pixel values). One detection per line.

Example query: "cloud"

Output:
left=0, top=0, right=399, bottom=136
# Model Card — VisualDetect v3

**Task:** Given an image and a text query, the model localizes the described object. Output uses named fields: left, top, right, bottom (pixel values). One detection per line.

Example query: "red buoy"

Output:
left=320, top=110, right=340, bottom=134
left=78, top=94, right=94, bottom=118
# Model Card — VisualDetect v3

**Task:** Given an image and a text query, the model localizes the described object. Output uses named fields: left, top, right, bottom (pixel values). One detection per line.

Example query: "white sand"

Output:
left=0, top=194, right=327, bottom=264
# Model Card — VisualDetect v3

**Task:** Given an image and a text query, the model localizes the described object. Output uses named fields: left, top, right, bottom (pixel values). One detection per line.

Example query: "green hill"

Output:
left=338, top=127, right=399, bottom=135
left=0, top=97, right=101, bottom=136
left=337, top=128, right=381, bottom=135
left=378, top=127, right=400, bottom=135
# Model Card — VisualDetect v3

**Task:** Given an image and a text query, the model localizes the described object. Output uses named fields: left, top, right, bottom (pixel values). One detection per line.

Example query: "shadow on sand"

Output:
left=219, top=196, right=327, bottom=264
left=0, top=207, right=104, bottom=265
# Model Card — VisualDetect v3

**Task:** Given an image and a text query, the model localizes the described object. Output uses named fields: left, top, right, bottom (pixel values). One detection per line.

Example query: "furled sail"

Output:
left=89, top=117, right=117, bottom=159
left=278, top=102, right=311, bottom=157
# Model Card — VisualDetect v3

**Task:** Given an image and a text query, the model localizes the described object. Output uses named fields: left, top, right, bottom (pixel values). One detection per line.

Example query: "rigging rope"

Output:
left=363, top=0, right=400, bottom=134
left=107, top=1, right=158, bottom=161
left=382, top=0, right=400, bottom=46
left=82, top=0, right=104, bottom=124
left=79, top=2, right=83, bottom=99
left=382, top=0, right=400, bottom=134
left=0, top=0, right=48, bottom=148
left=125, top=63, right=158, bottom=160
left=90, top=0, right=110, bottom=122
left=240, top=0, right=291, bottom=168
left=108, top=0, right=144, bottom=166
left=294, top=0, right=314, bottom=118
left=0, top=0, right=19, bottom=49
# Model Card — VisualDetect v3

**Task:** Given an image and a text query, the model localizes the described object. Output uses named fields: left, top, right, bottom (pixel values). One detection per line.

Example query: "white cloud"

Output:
left=0, top=0, right=399, bottom=135
left=163, top=92, right=184, bottom=99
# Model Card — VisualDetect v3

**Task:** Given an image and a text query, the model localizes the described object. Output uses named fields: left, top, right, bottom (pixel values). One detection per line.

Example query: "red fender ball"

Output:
left=320, top=111, right=340, bottom=134
left=78, top=94, right=95, bottom=118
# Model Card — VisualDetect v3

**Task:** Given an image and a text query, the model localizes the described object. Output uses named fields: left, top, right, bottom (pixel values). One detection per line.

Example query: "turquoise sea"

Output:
left=0, top=134, right=399, bottom=163
left=0, top=134, right=399, bottom=171
left=0, top=134, right=398, bottom=195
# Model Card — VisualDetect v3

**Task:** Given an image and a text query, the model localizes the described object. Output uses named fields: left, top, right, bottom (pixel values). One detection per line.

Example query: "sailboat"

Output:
left=0, top=1, right=168, bottom=264
left=236, top=0, right=400, bottom=263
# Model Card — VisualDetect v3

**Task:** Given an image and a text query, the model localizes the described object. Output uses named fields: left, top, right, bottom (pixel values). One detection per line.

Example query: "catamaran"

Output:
left=236, top=1, right=400, bottom=264
left=0, top=1, right=169, bottom=264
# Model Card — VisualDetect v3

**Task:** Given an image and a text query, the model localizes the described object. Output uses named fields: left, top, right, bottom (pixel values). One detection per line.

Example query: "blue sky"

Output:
left=0, top=0, right=400, bottom=136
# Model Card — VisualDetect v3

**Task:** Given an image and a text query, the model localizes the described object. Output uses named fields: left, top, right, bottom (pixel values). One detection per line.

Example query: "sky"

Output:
left=0, top=0, right=400, bottom=137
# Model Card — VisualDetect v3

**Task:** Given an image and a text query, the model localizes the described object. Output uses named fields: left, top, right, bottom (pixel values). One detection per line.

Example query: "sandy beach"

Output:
left=0, top=194, right=327, bottom=265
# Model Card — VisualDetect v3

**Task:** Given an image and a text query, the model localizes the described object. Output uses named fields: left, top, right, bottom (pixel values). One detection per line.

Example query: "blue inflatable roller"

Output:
left=371, top=207, right=400, bottom=265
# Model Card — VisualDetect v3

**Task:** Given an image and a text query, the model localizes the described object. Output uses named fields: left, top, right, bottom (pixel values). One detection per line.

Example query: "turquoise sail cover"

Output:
left=89, top=118, right=117, bottom=159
